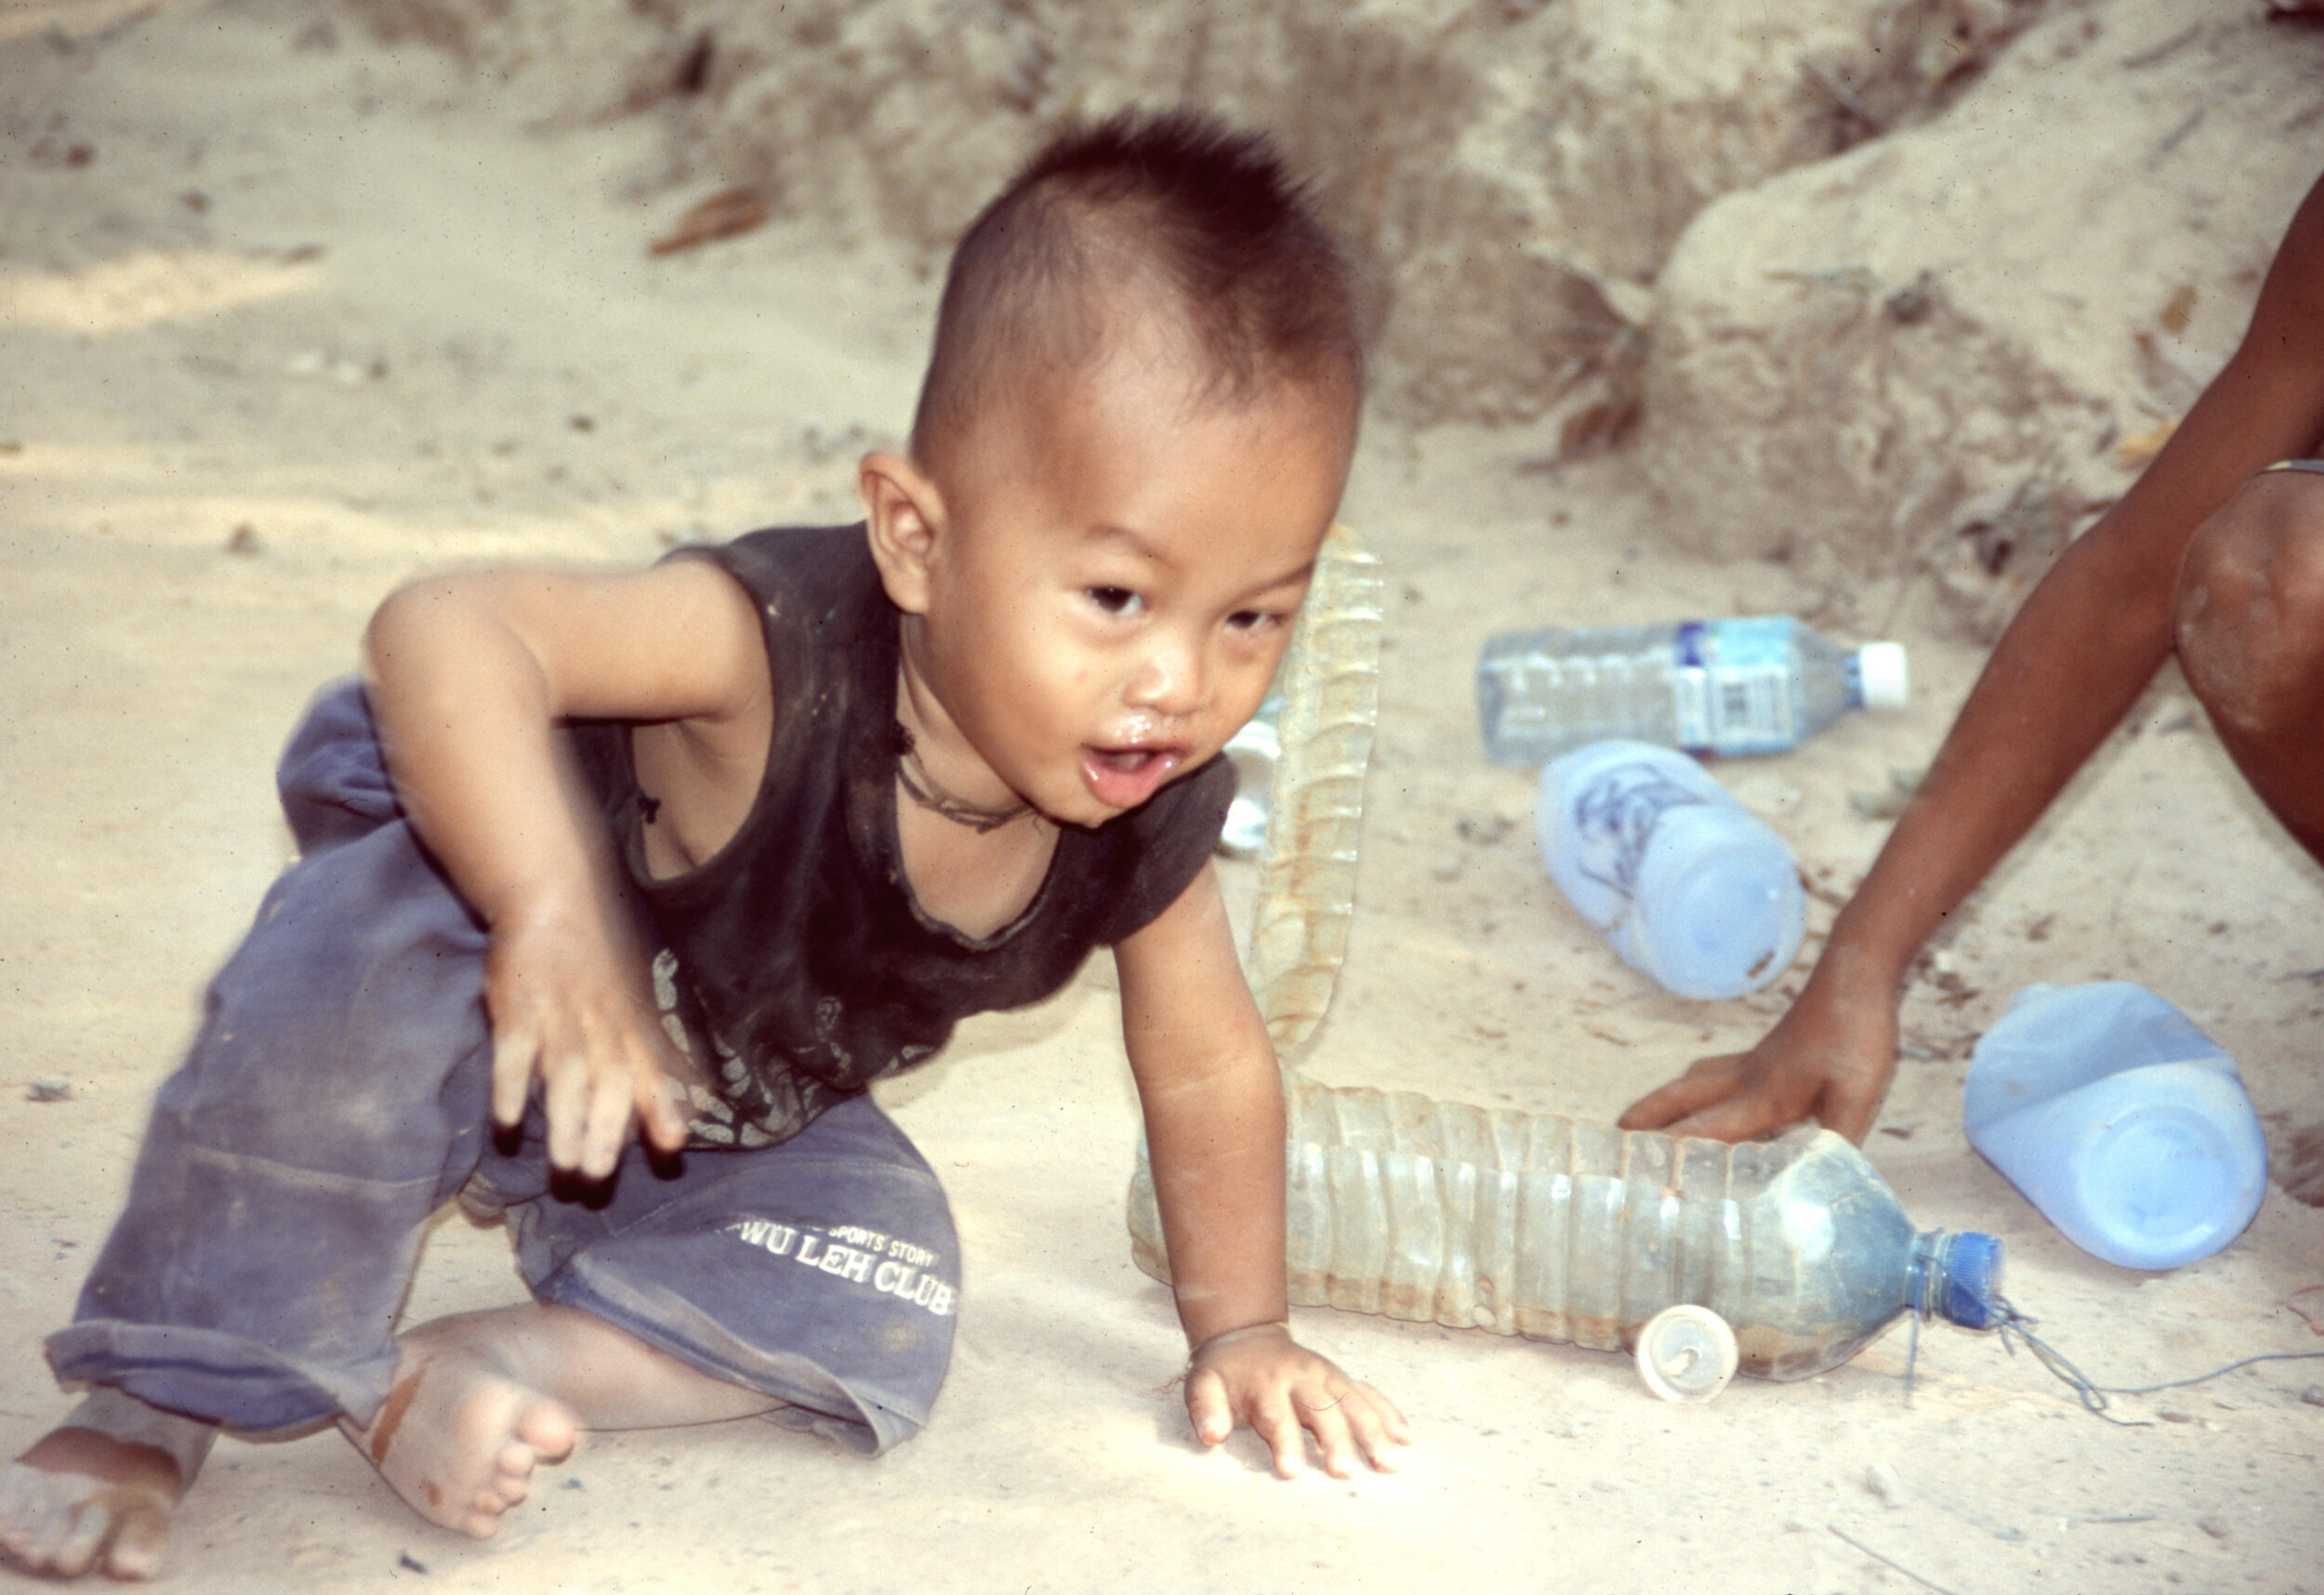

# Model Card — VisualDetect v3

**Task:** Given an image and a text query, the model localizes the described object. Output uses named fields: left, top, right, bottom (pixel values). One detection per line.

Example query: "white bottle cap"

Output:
left=1634, top=1303, right=1740, bottom=1403
left=1856, top=641, right=1909, bottom=709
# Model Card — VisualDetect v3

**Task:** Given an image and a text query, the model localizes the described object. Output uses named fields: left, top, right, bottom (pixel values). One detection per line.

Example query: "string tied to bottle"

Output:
left=1956, top=1294, right=2324, bottom=1426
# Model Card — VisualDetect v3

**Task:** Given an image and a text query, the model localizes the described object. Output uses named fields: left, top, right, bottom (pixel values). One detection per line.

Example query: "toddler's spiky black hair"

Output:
left=910, top=109, right=1362, bottom=464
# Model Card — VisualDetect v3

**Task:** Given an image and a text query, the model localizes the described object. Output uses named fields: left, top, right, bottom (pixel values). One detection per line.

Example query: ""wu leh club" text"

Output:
left=723, top=1219, right=956, bottom=1316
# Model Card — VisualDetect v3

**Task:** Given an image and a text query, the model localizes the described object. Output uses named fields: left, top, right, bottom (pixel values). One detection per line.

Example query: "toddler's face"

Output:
left=914, top=341, right=1352, bottom=829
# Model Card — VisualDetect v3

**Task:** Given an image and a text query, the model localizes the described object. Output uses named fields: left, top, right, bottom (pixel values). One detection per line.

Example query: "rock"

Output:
left=1634, top=0, right=2324, bottom=638
left=25, top=1076, right=72, bottom=1102
left=1865, top=1460, right=1905, bottom=1504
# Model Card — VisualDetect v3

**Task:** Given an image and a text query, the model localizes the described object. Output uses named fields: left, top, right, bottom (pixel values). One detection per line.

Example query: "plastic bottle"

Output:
left=1963, top=982, right=2269, bottom=1271
left=1217, top=692, right=1284, bottom=860
left=1128, top=1076, right=2005, bottom=1380
left=1538, top=740, right=1805, bottom=999
left=1477, top=615, right=1909, bottom=767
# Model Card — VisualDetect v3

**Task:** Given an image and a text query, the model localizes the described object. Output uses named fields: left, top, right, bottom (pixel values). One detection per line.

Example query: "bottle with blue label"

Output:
left=1478, top=615, right=1909, bottom=766
left=1538, top=740, right=1805, bottom=999
left=1963, top=982, right=2269, bottom=1271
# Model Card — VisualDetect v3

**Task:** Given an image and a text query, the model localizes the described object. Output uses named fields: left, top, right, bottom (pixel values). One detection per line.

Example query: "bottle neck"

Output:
left=1910, top=1230, right=2006, bottom=1330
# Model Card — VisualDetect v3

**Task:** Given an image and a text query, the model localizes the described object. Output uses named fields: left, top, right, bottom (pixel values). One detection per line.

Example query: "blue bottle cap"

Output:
left=1940, top=1232, right=2006, bottom=1329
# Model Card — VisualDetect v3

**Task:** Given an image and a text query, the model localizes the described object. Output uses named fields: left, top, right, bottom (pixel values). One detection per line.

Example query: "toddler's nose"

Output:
left=1126, top=633, right=1208, bottom=717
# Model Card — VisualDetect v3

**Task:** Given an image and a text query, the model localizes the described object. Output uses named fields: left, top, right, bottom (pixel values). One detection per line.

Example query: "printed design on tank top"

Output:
left=650, top=947, right=933, bottom=1149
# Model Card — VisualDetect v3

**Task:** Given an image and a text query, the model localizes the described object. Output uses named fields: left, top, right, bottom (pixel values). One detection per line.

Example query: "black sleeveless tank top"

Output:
left=569, top=524, right=1234, bottom=1148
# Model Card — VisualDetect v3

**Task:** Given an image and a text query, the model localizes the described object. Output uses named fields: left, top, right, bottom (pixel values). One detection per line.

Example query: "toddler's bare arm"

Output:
left=1115, top=866, right=1407, bottom=1477
left=362, top=558, right=772, bottom=1176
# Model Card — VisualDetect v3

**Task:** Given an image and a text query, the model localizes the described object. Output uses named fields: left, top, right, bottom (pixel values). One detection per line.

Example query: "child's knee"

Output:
left=2174, top=472, right=2324, bottom=739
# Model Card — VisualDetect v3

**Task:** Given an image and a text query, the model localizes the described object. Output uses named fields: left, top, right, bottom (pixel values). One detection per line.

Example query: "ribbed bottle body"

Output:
left=1129, top=1078, right=1938, bottom=1380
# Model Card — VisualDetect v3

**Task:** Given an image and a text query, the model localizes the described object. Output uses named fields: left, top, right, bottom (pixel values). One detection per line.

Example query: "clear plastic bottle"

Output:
left=1217, top=692, right=1284, bottom=860
left=1478, top=615, right=1909, bottom=766
left=1538, top=740, right=1805, bottom=999
left=1964, top=982, right=2269, bottom=1272
left=1129, top=1077, right=2004, bottom=1380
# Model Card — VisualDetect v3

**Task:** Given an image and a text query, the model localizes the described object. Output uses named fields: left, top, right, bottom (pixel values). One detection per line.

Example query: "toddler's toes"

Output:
left=515, top=1402, right=576, bottom=1465
left=105, top=1499, right=173, bottom=1580
left=57, top=1502, right=112, bottom=1577
left=490, top=1447, right=534, bottom=1507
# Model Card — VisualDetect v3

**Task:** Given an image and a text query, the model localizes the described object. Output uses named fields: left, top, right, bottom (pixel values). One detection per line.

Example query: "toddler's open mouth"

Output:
left=1081, top=744, right=1182, bottom=811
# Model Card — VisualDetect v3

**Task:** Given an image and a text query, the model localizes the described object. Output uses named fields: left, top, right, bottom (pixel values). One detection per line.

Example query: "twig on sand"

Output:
left=1829, top=1525, right=1963, bottom=1595
left=2286, top=1285, right=2324, bottom=1337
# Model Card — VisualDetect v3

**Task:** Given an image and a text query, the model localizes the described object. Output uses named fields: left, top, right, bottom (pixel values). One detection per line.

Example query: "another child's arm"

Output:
left=362, top=559, right=773, bottom=1177
left=1113, top=863, right=1408, bottom=1478
left=1621, top=170, right=2324, bottom=1144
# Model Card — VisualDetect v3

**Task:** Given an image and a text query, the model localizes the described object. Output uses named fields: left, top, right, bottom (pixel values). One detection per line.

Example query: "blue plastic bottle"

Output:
left=1478, top=615, right=1909, bottom=766
left=1963, top=982, right=2269, bottom=1271
left=1538, top=740, right=1805, bottom=1000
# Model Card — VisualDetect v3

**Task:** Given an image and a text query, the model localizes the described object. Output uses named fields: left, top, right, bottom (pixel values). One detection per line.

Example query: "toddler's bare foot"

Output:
left=0, top=1388, right=217, bottom=1580
left=342, top=1316, right=578, bottom=1539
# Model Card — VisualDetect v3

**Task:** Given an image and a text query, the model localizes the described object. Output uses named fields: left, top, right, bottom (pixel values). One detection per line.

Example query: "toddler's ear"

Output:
left=861, top=450, right=945, bottom=615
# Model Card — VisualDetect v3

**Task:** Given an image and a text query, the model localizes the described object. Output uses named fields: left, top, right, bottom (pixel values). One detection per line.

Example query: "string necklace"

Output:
left=895, top=732, right=1034, bottom=834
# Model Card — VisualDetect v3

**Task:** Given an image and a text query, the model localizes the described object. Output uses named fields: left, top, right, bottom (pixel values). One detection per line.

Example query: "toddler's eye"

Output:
left=1227, top=608, right=1282, bottom=633
left=1087, top=587, right=1142, bottom=616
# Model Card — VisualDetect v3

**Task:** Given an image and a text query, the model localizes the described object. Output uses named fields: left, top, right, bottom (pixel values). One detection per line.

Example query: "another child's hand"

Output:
left=1618, top=972, right=1897, bottom=1144
left=1184, top=1322, right=1408, bottom=1480
left=482, top=895, right=690, bottom=1180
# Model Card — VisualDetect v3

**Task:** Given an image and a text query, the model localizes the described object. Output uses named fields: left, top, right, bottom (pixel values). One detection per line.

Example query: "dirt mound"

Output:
left=338, top=0, right=2036, bottom=433
left=1637, top=0, right=2324, bottom=637
left=326, top=0, right=2324, bottom=634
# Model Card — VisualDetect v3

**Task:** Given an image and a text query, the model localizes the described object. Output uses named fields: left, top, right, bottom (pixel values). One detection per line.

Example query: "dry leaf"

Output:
left=649, top=187, right=772, bottom=257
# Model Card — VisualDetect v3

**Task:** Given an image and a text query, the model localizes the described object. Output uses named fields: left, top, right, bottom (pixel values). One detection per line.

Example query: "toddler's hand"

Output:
left=1184, top=1323, right=1408, bottom=1480
left=482, top=897, right=690, bottom=1180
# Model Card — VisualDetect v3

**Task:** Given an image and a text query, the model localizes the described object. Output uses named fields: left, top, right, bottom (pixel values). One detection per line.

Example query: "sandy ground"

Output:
left=3, top=4, right=2323, bottom=1590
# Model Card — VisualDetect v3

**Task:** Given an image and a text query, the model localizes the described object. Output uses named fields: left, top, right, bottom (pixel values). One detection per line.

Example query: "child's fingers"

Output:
left=539, top=1032, right=593, bottom=1170
left=1183, top=1365, right=1233, bottom=1448
left=1249, top=1390, right=1308, bottom=1479
left=1816, top=1061, right=1887, bottom=1145
left=563, top=1013, right=653, bottom=1179
left=1661, top=1088, right=1798, bottom=1145
left=1289, top=1369, right=1405, bottom=1478
left=638, top=1081, right=689, bottom=1153
left=574, top=1055, right=635, bottom=1180
left=634, top=1052, right=691, bottom=1153
left=1361, top=1380, right=1412, bottom=1444
left=1293, top=1388, right=1361, bottom=1478
left=1617, top=1052, right=1747, bottom=1132
left=1336, top=1382, right=1409, bottom=1470
left=487, top=1008, right=543, bottom=1129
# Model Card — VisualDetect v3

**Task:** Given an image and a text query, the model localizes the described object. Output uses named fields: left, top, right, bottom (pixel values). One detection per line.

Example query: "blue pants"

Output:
left=47, top=682, right=957, bottom=1456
